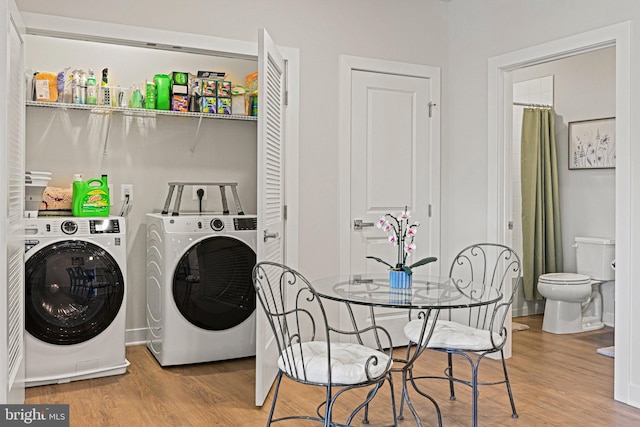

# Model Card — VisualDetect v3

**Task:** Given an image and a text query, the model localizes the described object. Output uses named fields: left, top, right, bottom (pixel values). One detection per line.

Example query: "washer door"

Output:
left=173, top=235, right=256, bottom=331
left=25, top=240, right=125, bottom=345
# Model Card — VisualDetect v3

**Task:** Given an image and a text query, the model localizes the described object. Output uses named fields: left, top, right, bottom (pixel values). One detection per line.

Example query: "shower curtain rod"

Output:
left=513, top=102, right=553, bottom=108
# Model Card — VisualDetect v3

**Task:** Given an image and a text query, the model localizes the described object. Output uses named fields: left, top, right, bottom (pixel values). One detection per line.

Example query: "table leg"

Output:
left=394, top=308, right=443, bottom=426
left=356, top=304, right=443, bottom=426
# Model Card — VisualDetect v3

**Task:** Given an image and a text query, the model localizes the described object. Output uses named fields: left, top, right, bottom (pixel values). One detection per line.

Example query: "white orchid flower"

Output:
left=365, top=206, right=437, bottom=275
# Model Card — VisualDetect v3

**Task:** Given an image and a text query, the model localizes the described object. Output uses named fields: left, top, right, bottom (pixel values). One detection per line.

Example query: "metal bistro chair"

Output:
left=253, top=262, right=396, bottom=427
left=402, top=243, right=522, bottom=427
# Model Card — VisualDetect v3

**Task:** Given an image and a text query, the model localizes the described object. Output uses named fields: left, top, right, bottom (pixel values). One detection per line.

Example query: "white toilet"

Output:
left=537, top=236, right=615, bottom=334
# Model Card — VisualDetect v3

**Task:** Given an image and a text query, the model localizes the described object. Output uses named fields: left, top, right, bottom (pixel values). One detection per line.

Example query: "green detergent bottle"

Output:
left=72, top=174, right=110, bottom=217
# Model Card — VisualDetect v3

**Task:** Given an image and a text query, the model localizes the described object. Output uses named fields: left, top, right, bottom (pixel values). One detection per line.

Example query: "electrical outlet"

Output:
left=192, top=186, right=207, bottom=200
left=121, top=184, right=133, bottom=201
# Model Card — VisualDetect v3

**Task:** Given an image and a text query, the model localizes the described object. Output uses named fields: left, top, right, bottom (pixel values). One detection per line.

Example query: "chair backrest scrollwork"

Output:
left=447, top=243, right=523, bottom=338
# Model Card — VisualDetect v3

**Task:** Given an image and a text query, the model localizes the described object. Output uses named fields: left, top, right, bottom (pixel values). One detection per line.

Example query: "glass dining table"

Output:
left=312, top=274, right=503, bottom=426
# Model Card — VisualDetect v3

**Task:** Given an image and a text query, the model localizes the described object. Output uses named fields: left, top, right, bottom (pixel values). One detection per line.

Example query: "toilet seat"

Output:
left=538, top=273, right=591, bottom=285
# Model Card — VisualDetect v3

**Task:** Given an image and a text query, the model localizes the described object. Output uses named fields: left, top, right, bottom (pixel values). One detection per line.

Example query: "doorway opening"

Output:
left=487, top=22, right=630, bottom=404
left=509, top=47, right=616, bottom=318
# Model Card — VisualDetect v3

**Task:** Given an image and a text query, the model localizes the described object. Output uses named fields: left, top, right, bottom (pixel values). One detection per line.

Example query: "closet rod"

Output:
left=513, top=102, right=552, bottom=108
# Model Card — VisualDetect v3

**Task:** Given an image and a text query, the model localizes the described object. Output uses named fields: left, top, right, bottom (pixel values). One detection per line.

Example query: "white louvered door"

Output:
left=255, top=28, right=286, bottom=407
left=1, top=0, right=25, bottom=404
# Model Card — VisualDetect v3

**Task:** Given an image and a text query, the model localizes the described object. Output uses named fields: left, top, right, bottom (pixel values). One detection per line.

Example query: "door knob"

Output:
left=353, top=219, right=375, bottom=230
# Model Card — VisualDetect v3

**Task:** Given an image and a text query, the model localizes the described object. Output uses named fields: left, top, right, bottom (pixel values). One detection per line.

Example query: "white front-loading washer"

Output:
left=146, top=213, right=257, bottom=366
left=24, top=216, right=128, bottom=387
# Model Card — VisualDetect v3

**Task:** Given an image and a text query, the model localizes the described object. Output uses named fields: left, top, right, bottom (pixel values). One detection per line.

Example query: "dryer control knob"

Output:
left=211, top=218, right=224, bottom=231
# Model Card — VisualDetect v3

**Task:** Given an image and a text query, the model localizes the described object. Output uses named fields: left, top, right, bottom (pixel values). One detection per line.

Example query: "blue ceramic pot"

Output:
left=389, top=269, right=412, bottom=289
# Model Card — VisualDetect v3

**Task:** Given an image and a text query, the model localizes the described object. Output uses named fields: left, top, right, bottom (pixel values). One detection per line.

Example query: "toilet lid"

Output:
left=538, top=273, right=591, bottom=285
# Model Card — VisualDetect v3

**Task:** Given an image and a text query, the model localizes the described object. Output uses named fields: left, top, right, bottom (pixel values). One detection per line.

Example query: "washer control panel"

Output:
left=23, top=217, right=126, bottom=253
left=163, top=215, right=257, bottom=233
left=24, top=217, right=126, bottom=237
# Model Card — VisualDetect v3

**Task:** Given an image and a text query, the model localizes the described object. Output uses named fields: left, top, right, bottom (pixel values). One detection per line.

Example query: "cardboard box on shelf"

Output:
left=232, top=95, right=246, bottom=115
left=217, top=98, right=231, bottom=115
left=197, top=70, right=226, bottom=79
left=172, top=84, right=189, bottom=95
left=34, top=72, right=59, bottom=102
left=171, top=95, right=189, bottom=112
left=171, top=72, right=189, bottom=85
left=199, top=96, right=216, bottom=113
left=202, top=79, right=217, bottom=97
left=217, top=81, right=232, bottom=98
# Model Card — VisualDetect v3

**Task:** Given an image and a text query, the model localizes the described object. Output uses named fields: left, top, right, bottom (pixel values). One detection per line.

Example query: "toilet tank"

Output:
left=575, top=236, right=615, bottom=281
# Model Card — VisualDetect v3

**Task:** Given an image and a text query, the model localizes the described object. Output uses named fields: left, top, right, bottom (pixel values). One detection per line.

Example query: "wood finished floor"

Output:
left=25, top=315, right=640, bottom=426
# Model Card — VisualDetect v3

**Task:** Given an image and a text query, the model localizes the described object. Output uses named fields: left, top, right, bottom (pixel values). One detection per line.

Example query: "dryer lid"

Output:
left=538, top=272, right=591, bottom=284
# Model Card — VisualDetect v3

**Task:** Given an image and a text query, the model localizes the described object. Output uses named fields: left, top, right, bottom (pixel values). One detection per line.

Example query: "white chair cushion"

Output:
left=403, top=319, right=505, bottom=351
left=278, top=341, right=392, bottom=384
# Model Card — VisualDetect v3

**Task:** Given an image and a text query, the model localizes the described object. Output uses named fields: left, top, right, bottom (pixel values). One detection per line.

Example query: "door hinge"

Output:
left=428, top=204, right=432, bottom=217
left=508, top=221, right=513, bottom=230
left=428, top=102, right=436, bottom=118
left=284, top=205, right=288, bottom=220
left=284, top=59, right=289, bottom=106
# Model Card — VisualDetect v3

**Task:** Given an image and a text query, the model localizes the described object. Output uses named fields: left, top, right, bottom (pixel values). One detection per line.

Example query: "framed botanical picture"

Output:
left=568, top=117, right=616, bottom=169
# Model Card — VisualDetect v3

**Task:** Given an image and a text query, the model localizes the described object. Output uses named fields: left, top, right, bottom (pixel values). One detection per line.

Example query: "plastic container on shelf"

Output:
left=154, top=74, right=171, bottom=110
left=72, top=174, right=110, bottom=217
left=145, top=81, right=156, bottom=109
left=86, top=69, right=97, bottom=105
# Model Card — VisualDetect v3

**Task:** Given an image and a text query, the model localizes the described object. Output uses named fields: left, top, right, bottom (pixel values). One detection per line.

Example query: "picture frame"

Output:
left=568, top=117, right=616, bottom=170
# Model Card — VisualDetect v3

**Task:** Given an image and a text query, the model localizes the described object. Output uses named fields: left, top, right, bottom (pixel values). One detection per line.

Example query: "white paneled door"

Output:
left=341, top=58, right=441, bottom=346
left=255, top=28, right=286, bottom=407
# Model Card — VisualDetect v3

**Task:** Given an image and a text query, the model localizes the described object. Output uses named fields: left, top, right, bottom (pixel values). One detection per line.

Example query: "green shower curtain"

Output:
left=521, top=108, right=563, bottom=301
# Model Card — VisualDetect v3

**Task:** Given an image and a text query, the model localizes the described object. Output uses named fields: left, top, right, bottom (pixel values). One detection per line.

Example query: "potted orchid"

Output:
left=366, top=207, right=437, bottom=288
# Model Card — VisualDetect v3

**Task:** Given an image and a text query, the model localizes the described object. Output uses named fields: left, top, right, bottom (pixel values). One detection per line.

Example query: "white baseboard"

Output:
left=512, top=300, right=545, bottom=318
left=126, top=327, right=148, bottom=346
left=603, top=312, right=615, bottom=327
